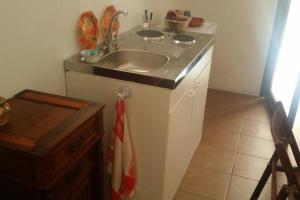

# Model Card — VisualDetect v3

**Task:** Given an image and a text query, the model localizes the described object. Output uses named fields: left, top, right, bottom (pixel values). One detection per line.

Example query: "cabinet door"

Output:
left=164, top=90, right=194, bottom=200
left=189, top=62, right=211, bottom=154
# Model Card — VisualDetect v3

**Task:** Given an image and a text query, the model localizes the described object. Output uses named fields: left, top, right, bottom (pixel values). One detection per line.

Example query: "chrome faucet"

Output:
left=108, top=9, right=128, bottom=54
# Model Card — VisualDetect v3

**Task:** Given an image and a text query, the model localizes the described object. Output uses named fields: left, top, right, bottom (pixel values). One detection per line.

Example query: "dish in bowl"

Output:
left=80, top=49, right=104, bottom=63
left=189, top=17, right=204, bottom=27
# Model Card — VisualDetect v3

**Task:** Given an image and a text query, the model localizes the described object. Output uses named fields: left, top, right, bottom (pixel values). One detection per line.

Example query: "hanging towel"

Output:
left=108, top=95, right=137, bottom=200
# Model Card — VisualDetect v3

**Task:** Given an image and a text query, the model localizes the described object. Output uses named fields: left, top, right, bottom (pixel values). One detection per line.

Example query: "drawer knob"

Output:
left=64, top=164, right=83, bottom=184
left=69, top=136, right=85, bottom=153
left=48, top=193, right=54, bottom=200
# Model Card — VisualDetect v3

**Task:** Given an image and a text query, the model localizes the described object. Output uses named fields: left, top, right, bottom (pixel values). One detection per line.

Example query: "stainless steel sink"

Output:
left=99, top=50, right=169, bottom=73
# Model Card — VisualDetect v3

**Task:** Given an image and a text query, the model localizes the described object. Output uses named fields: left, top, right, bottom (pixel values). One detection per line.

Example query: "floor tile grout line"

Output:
left=240, top=133, right=274, bottom=142
left=198, top=141, right=240, bottom=153
left=231, top=173, right=266, bottom=183
left=225, top=119, right=243, bottom=200
left=203, top=130, right=273, bottom=142
left=203, top=133, right=274, bottom=160
left=205, top=118, right=274, bottom=141
left=189, top=163, right=233, bottom=176
left=180, top=190, right=216, bottom=200
left=173, top=138, right=226, bottom=200
left=203, top=122, right=242, bottom=136
left=235, top=151, right=272, bottom=161
left=240, top=133, right=273, bottom=141
left=242, top=118, right=271, bottom=124
left=242, top=118, right=271, bottom=125
left=175, top=144, right=235, bottom=200
left=173, top=153, right=199, bottom=199
left=231, top=174, right=285, bottom=187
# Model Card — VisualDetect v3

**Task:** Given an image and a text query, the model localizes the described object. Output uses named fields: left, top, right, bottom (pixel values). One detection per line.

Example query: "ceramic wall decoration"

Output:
left=78, top=11, right=99, bottom=49
left=0, top=97, right=10, bottom=126
left=101, top=5, right=120, bottom=52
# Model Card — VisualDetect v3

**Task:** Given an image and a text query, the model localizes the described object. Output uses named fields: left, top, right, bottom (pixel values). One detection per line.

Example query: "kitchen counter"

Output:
left=64, top=26, right=215, bottom=89
left=65, top=24, right=216, bottom=200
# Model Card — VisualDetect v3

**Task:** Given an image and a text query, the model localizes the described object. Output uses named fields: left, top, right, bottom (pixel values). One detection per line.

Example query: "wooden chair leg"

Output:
left=276, top=185, right=289, bottom=200
left=250, top=161, right=272, bottom=199
left=272, top=159, right=277, bottom=200
left=293, top=193, right=300, bottom=200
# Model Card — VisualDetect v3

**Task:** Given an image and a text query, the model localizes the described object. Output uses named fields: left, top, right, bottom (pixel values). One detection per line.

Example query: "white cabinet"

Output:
left=66, top=46, right=214, bottom=200
left=164, top=88, right=194, bottom=199
left=163, top=55, right=212, bottom=200
left=189, top=61, right=211, bottom=155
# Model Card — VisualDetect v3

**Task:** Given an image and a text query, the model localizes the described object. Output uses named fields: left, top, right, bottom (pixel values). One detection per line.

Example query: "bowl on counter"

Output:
left=80, top=49, right=104, bottom=63
left=164, top=16, right=191, bottom=32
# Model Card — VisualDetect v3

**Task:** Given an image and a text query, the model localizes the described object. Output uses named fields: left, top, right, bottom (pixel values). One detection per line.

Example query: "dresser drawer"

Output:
left=56, top=165, right=96, bottom=200
left=49, top=151, right=95, bottom=199
left=50, top=116, right=98, bottom=175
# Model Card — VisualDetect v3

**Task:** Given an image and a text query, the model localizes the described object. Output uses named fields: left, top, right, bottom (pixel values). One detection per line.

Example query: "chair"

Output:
left=251, top=102, right=300, bottom=200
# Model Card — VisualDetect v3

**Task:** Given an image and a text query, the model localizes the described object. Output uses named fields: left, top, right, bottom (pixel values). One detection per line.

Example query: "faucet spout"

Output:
left=108, top=9, right=128, bottom=54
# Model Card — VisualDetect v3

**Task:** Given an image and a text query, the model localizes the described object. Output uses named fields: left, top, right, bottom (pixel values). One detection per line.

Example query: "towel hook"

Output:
left=117, top=85, right=132, bottom=99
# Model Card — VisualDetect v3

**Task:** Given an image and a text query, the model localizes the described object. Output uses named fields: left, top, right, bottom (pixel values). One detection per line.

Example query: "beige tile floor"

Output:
left=174, top=89, right=298, bottom=200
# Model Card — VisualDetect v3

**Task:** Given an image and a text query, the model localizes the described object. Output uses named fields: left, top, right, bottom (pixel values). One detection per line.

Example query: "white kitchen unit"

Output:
left=65, top=46, right=213, bottom=200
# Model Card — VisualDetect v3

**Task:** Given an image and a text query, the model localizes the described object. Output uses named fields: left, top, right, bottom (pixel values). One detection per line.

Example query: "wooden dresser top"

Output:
left=0, top=90, right=104, bottom=156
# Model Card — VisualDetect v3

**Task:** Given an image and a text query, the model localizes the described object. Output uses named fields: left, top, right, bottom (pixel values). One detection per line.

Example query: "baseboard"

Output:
left=208, top=85, right=260, bottom=97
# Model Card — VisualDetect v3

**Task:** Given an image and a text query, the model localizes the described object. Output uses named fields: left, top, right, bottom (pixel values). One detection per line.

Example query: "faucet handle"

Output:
left=144, top=10, right=148, bottom=23
left=120, top=9, right=128, bottom=16
left=148, top=12, right=153, bottom=30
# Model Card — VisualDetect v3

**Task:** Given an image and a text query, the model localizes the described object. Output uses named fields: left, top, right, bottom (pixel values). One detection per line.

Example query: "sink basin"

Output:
left=99, top=50, right=169, bottom=73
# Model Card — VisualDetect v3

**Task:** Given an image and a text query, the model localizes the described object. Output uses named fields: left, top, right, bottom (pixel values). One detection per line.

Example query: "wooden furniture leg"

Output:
left=276, top=185, right=289, bottom=200
left=272, top=159, right=278, bottom=200
left=251, top=153, right=277, bottom=200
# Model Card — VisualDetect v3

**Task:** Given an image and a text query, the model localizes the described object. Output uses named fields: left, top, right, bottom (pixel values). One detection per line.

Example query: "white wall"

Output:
left=0, top=0, right=169, bottom=98
left=0, top=0, right=278, bottom=98
left=179, top=0, right=278, bottom=95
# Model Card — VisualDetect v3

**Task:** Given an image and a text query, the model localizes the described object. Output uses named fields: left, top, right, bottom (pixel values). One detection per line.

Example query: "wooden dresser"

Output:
left=0, top=90, right=105, bottom=200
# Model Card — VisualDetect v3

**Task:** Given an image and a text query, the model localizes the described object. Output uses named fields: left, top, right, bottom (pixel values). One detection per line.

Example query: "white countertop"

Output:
left=186, top=22, right=218, bottom=34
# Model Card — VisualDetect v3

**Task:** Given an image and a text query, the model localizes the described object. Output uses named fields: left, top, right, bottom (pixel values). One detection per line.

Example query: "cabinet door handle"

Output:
left=188, top=90, right=196, bottom=98
left=194, top=81, right=202, bottom=89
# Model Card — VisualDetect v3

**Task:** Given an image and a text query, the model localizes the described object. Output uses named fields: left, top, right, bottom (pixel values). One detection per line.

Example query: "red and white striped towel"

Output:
left=107, top=95, right=137, bottom=200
